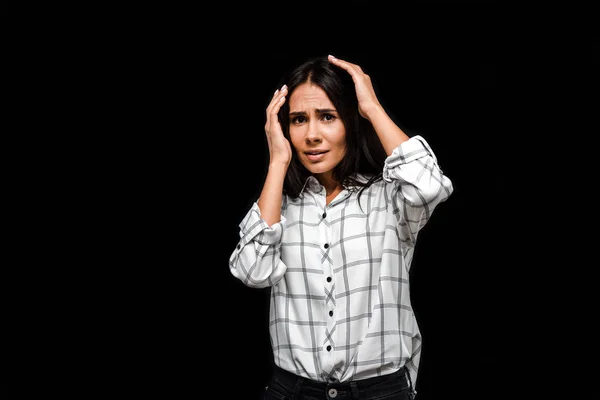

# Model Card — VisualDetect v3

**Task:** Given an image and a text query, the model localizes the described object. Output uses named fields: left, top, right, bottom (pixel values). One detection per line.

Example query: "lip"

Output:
left=304, top=150, right=329, bottom=162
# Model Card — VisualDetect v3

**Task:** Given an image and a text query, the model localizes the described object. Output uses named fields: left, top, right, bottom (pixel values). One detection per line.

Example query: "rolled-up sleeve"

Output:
left=383, top=135, right=454, bottom=245
left=228, top=202, right=288, bottom=288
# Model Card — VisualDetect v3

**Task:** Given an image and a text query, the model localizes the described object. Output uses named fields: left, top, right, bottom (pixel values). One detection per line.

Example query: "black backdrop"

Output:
left=213, top=29, right=504, bottom=400
left=95, top=2, right=527, bottom=399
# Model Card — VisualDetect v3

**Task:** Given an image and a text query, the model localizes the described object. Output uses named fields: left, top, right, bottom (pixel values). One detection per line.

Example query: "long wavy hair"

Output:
left=277, top=56, right=388, bottom=200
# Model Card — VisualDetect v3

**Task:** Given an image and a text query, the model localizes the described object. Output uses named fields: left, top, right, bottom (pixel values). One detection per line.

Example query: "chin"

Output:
left=299, top=155, right=339, bottom=175
left=304, top=164, right=333, bottom=175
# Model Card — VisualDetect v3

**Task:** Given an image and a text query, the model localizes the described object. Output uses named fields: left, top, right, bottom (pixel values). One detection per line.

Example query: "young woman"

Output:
left=229, top=54, right=454, bottom=400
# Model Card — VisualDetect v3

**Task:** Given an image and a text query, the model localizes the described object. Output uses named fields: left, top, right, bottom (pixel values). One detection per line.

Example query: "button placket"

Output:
left=321, top=192, right=336, bottom=375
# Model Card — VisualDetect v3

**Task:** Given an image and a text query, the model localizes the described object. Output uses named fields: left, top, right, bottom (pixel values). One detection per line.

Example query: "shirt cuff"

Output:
left=383, top=135, right=437, bottom=181
left=238, top=202, right=285, bottom=246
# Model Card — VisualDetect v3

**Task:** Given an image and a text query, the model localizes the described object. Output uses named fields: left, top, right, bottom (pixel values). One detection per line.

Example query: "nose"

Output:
left=305, top=121, right=322, bottom=144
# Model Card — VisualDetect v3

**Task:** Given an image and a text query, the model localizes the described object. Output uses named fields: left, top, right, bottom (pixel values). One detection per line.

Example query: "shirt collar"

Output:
left=300, top=176, right=321, bottom=194
left=299, top=174, right=370, bottom=195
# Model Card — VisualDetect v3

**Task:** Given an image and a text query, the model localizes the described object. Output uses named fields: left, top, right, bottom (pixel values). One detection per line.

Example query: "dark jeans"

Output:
left=263, top=365, right=416, bottom=400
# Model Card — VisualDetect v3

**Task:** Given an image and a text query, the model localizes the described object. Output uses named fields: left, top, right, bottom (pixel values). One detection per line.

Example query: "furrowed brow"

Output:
left=289, top=108, right=337, bottom=116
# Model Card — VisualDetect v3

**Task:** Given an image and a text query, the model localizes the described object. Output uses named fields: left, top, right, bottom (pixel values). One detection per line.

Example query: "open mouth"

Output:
left=305, top=150, right=329, bottom=161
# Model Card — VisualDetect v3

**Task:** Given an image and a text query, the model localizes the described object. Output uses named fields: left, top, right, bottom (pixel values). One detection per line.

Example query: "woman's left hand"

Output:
left=328, top=54, right=382, bottom=120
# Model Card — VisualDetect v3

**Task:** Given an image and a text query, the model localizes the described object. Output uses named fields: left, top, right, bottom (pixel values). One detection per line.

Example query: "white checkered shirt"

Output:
left=229, top=135, right=453, bottom=386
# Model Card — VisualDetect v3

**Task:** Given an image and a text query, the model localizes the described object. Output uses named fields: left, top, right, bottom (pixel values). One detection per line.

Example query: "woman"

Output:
left=229, top=54, right=453, bottom=399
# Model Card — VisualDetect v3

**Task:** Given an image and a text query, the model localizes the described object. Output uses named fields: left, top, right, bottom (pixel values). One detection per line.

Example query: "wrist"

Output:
left=268, top=160, right=289, bottom=173
left=362, top=103, right=386, bottom=122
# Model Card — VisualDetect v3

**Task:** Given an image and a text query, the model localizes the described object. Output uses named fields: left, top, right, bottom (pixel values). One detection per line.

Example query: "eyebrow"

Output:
left=289, top=108, right=337, bottom=117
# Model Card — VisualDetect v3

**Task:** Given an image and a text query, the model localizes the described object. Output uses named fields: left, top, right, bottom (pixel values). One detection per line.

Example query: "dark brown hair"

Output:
left=277, top=56, right=387, bottom=199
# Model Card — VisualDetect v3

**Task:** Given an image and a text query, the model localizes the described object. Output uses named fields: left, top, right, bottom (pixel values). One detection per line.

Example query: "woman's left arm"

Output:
left=329, top=55, right=453, bottom=243
left=382, top=135, right=454, bottom=245
left=328, top=54, right=409, bottom=155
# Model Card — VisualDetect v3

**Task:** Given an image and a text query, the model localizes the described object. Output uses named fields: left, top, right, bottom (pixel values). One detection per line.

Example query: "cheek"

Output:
left=330, top=130, right=347, bottom=151
left=289, top=131, right=303, bottom=149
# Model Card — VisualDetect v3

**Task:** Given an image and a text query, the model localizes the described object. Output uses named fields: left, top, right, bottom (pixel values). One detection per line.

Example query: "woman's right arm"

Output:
left=258, top=84, right=291, bottom=226
left=228, top=84, right=291, bottom=288
left=228, top=201, right=287, bottom=288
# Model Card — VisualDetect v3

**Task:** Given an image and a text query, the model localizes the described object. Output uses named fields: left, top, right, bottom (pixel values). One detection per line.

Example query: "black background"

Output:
left=87, top=1, right=548, bottom=399
left=21, top=0, right=600, bottom=398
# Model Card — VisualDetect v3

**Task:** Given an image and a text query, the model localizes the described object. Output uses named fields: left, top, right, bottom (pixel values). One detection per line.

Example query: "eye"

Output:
left=322, top=114, right=336, bottom=122
left=291, top=116, right=307, bottom=124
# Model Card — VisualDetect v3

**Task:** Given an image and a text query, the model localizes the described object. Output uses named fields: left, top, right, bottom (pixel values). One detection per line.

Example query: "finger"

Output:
left=267, top=84, right=287, bottom=114
left=266, top=85, right=287, bottom=133
left=328, top=54, right=363, bottom=74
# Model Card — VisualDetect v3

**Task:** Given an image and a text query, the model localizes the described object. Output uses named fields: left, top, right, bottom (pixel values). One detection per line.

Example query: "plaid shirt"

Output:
left=229, top=135, right=453, bottom=386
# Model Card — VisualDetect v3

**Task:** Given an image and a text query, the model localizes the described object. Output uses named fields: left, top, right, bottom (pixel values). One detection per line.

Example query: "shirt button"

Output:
left=328, top=388, right=338, bottom=398
left=326, top=345, right=332, bottom=351
left=329, top=310, right=333, bottom=316
left=326, top=276, right=332, bottom=282
left=324, top=243, right=329, bottom=249
left=322, top=212, right=327, bottom=218
left=237, top=244, right=241, bottom=250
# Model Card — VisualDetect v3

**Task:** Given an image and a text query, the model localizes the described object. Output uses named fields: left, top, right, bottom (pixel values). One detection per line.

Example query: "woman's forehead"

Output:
left=289, top=83, right=334, bottom=111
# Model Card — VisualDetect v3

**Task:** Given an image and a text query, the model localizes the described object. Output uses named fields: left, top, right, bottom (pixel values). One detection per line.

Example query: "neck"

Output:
left=315, top=172, right=342, bottom=196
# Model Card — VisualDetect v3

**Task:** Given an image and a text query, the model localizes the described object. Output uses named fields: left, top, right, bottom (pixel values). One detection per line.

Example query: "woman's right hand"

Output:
left=264, top=85, right=292, bottom=166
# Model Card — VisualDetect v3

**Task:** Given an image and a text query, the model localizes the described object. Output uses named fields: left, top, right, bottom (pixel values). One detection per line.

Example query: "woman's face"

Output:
left=288, top=83, right=346, bottom=178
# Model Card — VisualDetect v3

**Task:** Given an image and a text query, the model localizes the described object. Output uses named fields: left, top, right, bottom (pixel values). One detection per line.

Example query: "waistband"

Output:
left=271, top=364, right=413, bottom=394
